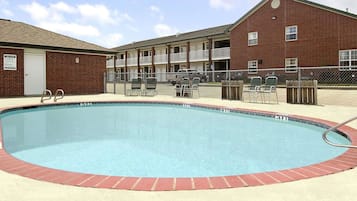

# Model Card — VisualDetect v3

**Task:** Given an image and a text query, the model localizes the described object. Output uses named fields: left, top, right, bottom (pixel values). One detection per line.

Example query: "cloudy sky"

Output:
left=0, top=0, right=356, bottom=48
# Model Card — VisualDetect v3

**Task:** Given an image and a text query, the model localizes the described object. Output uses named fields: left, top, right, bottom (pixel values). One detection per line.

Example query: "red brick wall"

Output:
left=46, top=52, right=106, bottom=95
left=230, top=0, right=357, bottom=70
left=0, top=48, right=24, bottom=96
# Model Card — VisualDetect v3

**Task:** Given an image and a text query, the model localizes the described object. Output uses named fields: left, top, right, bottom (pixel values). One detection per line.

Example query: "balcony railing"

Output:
left=171, top=52, right=187, bottom=63
left=106, top=47, right=231, bottom=68
left=106, top=59, right=125, bottom=68
left=140, top=56, right=152, bottom=65
left=127, top=57, right=138, bottom=66
left=117, top=59, right=125, bottom=67
left=154, top=54, right=168, bottom=64
left=212, top=47, right=230, bottom=60
left=189, top=49, right=209, bottom=62
left=106, top=59, right=114, bottom=67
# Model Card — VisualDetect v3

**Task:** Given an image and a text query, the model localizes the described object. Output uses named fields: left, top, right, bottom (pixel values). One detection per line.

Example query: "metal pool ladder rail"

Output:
left=40, top=89, right=52, bottom=103
left=54, top=89, right=65, bottom=102
left=322, top=116, right=357, bottom=149
left=40, top=89, right=65, bottom=103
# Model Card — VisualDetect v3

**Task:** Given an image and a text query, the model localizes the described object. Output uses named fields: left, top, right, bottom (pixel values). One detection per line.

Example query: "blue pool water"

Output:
left=0, top=103, right=349, bottom=177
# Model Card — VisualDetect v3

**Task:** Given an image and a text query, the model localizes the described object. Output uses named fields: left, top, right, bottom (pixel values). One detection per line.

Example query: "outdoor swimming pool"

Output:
left=0, top=102, right=350, bottom=179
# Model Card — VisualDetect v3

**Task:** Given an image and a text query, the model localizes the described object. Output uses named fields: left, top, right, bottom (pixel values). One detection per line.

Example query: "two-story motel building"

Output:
left=108, top=0, right=357, bottom=82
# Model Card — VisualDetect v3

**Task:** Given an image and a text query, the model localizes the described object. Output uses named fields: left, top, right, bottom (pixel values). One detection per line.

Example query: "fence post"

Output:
left=227, top=60, right=231, bottom=99
left=124, top=72, right=127, bottom=96
left=103, top=72, right=107, bottom=93
left=297, top=66, right=301, bottom=104
left=113, top=71, right=117, bottom=94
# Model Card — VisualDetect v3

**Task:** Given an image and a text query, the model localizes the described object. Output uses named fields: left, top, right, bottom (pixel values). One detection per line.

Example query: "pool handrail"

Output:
left=40, top=89, right=52, bottom=103
left=54, top=89, right=65, bottom=102
left=322, top=116, right=357, bottom=149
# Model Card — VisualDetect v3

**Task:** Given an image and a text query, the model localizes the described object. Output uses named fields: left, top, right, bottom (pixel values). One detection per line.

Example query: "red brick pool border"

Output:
left=0, top=101, right=357, bottom=191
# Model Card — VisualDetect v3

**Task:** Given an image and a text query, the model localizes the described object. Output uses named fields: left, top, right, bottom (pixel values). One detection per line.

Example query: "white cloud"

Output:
left=103, top=33, right=124, bottom=48
left=18, top=2, right=122, bottom=40
left=149, top=5, right=164, bottom=21
left=50, top=2, right=76, bottom=13
left=39, top=21, right=100, bottom=37
left=150, top=5, right=160, bottom=13
left=119, top=13, right=134, bottom=22
left=209, top=0, right=236, bottom=10
left=126, top=24, right=139, bottom=33
left=154, top=24, right=179, bottom=37
left=77, top=4, right=116, bottom=24
left=0, top=0, right=8, bottom=6
left=2, top=8, right=13, bottom=17
left=20, top=2, right=49, bottom=20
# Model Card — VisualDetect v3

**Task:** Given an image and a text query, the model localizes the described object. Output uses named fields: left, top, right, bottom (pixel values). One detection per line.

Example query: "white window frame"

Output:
left=248, top=32, right=258, bottom=46
left=339, top=49, right=357, bottom=71
left=285, top=58, right=298, bottom=73
left=285, top=25, right=298, bottom=41
left=3, top=54, right=17, bottom=71
left=248, top=60, right=258, bottom=74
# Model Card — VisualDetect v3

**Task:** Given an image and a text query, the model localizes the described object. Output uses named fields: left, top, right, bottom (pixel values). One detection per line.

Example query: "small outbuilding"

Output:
left=0, top=19, right=115, bottom=96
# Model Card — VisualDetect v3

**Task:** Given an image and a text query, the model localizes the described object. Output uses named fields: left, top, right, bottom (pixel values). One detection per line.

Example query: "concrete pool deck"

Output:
left=0, top=94, right=357, bottom=201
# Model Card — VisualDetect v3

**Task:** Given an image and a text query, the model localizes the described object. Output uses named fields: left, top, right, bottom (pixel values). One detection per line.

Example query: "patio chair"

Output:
left=180, top=77, right=191, bottom=97
left=243, top=76, right=262, bottom=102
left=182, top=77, right=200, bottom=98
left=127, top=78, right=142, bottom=96
left=143, top=77, right=157, bottom=96
left=260, top=75, right=278, bottom=103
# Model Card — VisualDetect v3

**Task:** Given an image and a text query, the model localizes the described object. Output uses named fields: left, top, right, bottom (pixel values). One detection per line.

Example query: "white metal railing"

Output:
left=212, top=47, right=230, bottom=60
left=117, top=59, right=125, bottom=67
left=106, top=59, right=114, bottom=67
left=106, top=58, right=125, bottom=67
left=140, top=56, right=152, bottom=65
left=107, top=48, right=229, bottom=68
left=322, top=116, right=357, bottom=148
left=154, top=54, right=168, bottom=64
left=170, top=52, right=187, bottom=63
left=189, top=49, right=209, bottom=62
left=127, top=57, right=138, bottom=66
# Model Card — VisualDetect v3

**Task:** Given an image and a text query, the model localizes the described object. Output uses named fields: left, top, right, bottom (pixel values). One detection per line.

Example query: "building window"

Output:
left=285, top=25, right=298, bottom=41
left=248, top=32, right=258, bottom=46
left=339, top=49, right=357, bottom=71
left=248, top=60, right=258, bottom=74
left=285, top=58, right=298, bottom=73
left=3, top=54, right=17, bottom=71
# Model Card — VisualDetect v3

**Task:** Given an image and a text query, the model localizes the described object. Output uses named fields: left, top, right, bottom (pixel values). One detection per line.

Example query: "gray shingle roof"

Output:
left=0, top=19, right=115, bottom=54
left=113, top=24, right=232, bottom=51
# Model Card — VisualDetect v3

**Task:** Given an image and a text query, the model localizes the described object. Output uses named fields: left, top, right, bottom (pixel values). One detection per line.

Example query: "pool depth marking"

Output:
left=0, top=101, right=357, bottom=191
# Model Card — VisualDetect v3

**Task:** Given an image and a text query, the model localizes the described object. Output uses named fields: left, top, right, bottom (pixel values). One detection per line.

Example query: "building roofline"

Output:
left=228, top=0, right=357, bottom=31
left=0, top=42, right=116, bottom=55
left=113, top=24, right=231, bottom=52
left=228, top=0, right=269, bottom=31
left=295, top=0, right=357, bottom=19
left=0, top=19, right=117, bottom=55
